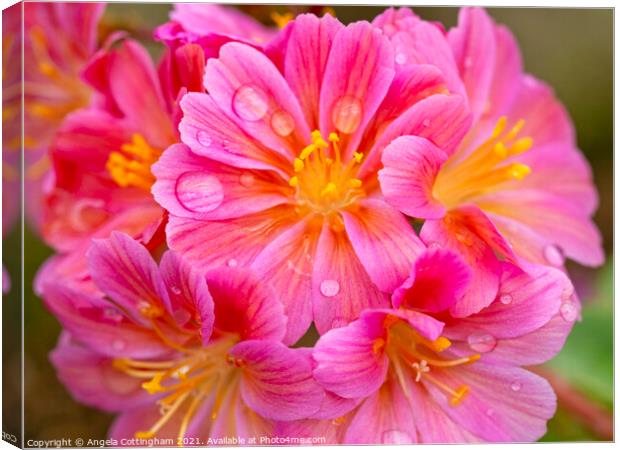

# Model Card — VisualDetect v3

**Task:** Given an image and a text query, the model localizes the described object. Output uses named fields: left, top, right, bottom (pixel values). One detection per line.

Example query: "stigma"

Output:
left=106, top=134, right=160, bottom=191
left=383, top=317, right=479, bottom=407
left=289, top=130, right=365, bottom=215
left=433, top=116, right=534, bottom=209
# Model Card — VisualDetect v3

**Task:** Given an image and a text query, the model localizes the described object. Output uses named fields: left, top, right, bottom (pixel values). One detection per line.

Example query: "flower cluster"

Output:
left=18, top=3, right=603, bottom=444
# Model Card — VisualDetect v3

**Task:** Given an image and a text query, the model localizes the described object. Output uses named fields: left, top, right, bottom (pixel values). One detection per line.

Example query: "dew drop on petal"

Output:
left=175, top=171, right=223, bottom=213
left=467, top=332, right=497, bottom=353
left=320, top=279, right=340, bottom=297
left=103, top=308, right=123, bottom=323
left=560, top=302, right=577, bottom=322
left=428, top=241, right=442, bottom=250
left=382, top=429, right=413, bottom=444
left=239, top=172, right=255, bottom=188
left=395, top=53, right=407, bottom=65
left=561, top=286, right=575, bottom=301
left=499, top=294, right=513, bottom=305
left=112, top=339, right=126, bottom=351
left=270, top=110, right=295, bottom=136
left=332, top=96, right=363, bottom=134
left=543, top=244, right=565, bottom=267
left=173, top=308, right=191, bottom=324
left=227, top=258, right=238, bottom=268
left=511, top=381, right=522, bottom=392
left=422, top=118, right=431, bottom=127
left=170, top=285, right=182, bottom=295
left=196, top=130, right=212, bottom=148
left=232, top=84, right=269, bottom=121
left=330, top=316, right=348, bottom=329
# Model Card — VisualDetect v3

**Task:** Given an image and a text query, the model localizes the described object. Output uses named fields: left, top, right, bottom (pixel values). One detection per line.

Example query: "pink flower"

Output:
left=294, top=249, right=577, bottom=443
left=3, top=2, right=104, bottom=229
left=153, top=13, right=475, bottom=343
left=45, top=232, right=324, bottom=442
left=378, top=7, right=603, bottom=316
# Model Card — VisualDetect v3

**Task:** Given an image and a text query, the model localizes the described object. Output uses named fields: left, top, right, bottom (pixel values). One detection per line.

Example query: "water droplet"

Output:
left=175, top=171, right=223, bottom=213
left=428, top=241, right=442, bottom=250
left=511, top=381, right=522, bottom=392
left=232, top=84, right=269, bottom=121
left=543, top=244, right=565, bottom=267
left=560, top=302, right=577, bottom=322
left=464, top=56, right=473, bottom=68
left=382, top=429, right=413, bottom=444
left=467, top=332, right=497, bottom=353
left=227, top=258, right=238, bottom=268
left=331, top=96, right=363, bottom=134
left=196, top=130, right=212, bottom=148
left=112, top=339, right=126, bottom=351
left=173, top=308, right=191, bottom=324
left=422, top=118, right=431, bottom=127
left=103, top=307, right=123, bottom=323
left=270, top=110, right=295, bottom=136
left=330, top=316, right=348, bottom=329
left=239, top=172, right=255, bottom=188
left=170, top=286, right=182, bottom=295
left=395, top=53, right=407, bottom=65
left=561, top=286, right=575, bottom=301
left=320, top=279, right=340, bottom=297
left=499, top=294, right=513, bottom=305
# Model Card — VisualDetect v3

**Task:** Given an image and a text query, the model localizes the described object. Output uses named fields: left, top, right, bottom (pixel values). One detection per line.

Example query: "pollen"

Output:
left=106, top=134, right=161, bottom=191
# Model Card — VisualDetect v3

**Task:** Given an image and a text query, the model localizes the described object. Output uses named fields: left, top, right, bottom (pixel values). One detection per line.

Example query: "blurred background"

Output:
left=2, top=3, right=613, bottom=444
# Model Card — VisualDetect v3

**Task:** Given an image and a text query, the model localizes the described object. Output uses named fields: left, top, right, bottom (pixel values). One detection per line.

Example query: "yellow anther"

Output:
left=311, top=130, right=329, bottom=148
left=353, top=152, right=364, bottom=163
left=270, top=11, right=294, bottom=29
left=372, top=338, right=386, bottom=354
left=493, top=142, right=508, bottom=158
left=289, top=176, right=299, bottom=187
left=294, top=158, right=304, bottom=172
left=299, top=144, right=315, bottom=160
left=509, top=137, right=533, bottom=155
left=142, top=374, right=165, bottom=394
left=328, top=132, right=340, bottom=143
left=450, top=385, right=470, bottom=406
left=492, top=116, right=507, bottom=138
left=348, top=178, right=362, bottom=188
left=429, top=336, right=452, bottom=353
left=135, top=431, right=156, bottom=439
left=508, top=163, right=531, bottom=180
left=321, top=182, right=337, bottom=196
left=466, top=354, right=481, bottom=364
left=38, top=62, right=57, bottom=77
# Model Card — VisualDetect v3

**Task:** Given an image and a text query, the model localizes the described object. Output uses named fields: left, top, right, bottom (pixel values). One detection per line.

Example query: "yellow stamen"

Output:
left=270, top=11, right=294, bottom=29
left=294, top=158, right=304, bottom=172
left=353, top=152, right=364, bottom=163
left=450, top=385, right=470, bottom=406
left=289, top=176, right=299, bottom=187
left=509, top=163, right=531, bottom=180
left=299, top=144, right=315, bottom=160
left=106, top=134, right=160, bottom=190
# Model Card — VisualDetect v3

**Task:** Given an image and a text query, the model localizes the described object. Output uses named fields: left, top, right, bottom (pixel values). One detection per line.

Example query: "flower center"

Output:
left=106, top=134, right=161, bottom=191
left=433, top=116, right=533, bottom=209
left=113, top=304, right=241, bottom=440
left=378, top=316, right=480, bottom=406
left=289, top=130, right=365, bottom=215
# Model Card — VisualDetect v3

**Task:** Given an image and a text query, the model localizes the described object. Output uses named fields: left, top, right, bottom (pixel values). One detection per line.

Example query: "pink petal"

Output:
left=231, top=340, right=324, bottom=420
left=392, top=248, right=471, bottom=313
left=283, top=13, right=343, bottom=130
left=313, top=312, right=389, bottom=399
left=109, top=405, right=180, bottom=441
left=50, top=333, right=149, bottom=413
left=159, top=250, right=214, bottom=343
left=319, top=21, right=395, bottom=156
left=206, top=268, right=286, bottom=341
left=311, top=221, right=388, bottom=335
left=204, top=42, right=311, bottom=158
left=361, top=93, right=471, bottom=178
left=378, top=135, right=448, bottom=219
left=426, top=364, right=556, bottom=442
left=179, top=93, right=292, bottom=175
left=152, top=143, right=290, bottom=220
left=448, top=8, right=496, bottom=122
left=344, top=377, right=417, bottom=444
left=249, top=219, right=319, bottom=344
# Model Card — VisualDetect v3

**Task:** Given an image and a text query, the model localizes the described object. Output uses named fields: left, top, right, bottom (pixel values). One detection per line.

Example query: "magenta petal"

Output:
left=319, top=21, right=395, bottom=156
left=392, top=248, right=471, bottom=313
left=159, top=250, right=214, bottom=343
left=232, top=340, right=324, bottom=421
left=206, top=267, right=286, bottom=341
left=313, top=312, right=389, bottom=399
left=312, top=221, right=388, bottom=335
left=342, top=199, right=425, bottom=293
left=379, top=135, right=448, bottom=219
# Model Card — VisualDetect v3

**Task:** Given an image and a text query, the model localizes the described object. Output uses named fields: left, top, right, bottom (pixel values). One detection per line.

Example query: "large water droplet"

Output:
left=543, top=244, right=565, bottom=267
left=382, top=429, right=413, bottom=444
left=499, top=294, right=513, bottom=305
left=239, top=172, right=255, bottom=188
left=467, top=332, right=497, bottom=353
left=232, top=84, right=269, bottom=121
left=175, top=171, right=223, bottom=213
left=227, top=258, right=238, bottom=268
left=332, top=96, right=363, bottom=134
left=511, top=381, right=522, bottom=392
left=196, top=130, right=212, bottom=148
left=320, top=279, right=340, bottom=297
left=112, top=339, right=126, bottom=351
left=560, top=302, right=577, bottom=322
left=270, top=110, right=295, bottom=136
